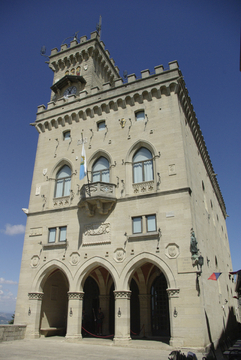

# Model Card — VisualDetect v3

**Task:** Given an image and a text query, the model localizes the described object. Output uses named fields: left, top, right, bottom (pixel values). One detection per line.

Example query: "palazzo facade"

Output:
left=14, top=31, right=235, bottom=348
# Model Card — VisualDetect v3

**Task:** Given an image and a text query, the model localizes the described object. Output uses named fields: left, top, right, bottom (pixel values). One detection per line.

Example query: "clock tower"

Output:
left=48, top=31, right=120, bottom=103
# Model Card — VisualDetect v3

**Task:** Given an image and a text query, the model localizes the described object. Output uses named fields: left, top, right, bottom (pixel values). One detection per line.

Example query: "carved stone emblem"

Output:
left=31, top=255, right=40, bottom=268
left=70, top=252, right=80, bottom=266
left=83, top=222, right=111, bottom=245
left=84, top=223, right=110, bottom=236
left=165, top=243, right=179, bottom=259
left=114, top=248, right=125, bottom=262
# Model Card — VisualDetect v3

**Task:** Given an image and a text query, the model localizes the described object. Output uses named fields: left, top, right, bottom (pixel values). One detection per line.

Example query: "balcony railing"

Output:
left=78, top=182, right=116, bottom=216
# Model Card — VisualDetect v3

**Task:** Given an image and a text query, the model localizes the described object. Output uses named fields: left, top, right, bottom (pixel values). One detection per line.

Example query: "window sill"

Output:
left=128, top=232, right=159, bottom=241
left=42, top=241, right=67, bottom=250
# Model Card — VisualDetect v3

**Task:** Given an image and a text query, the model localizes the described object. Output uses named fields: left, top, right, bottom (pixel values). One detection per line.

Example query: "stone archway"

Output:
left=40, top=269, right=69, bottom=336
left=82, top=266, right=115, bottom=336
left=128, top=262, right=170, bottom=340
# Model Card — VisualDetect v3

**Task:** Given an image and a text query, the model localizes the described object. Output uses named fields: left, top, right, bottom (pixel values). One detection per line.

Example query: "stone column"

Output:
left=166, top=288, right=181, bottom=347
left=113, top=290, right=131, bottom=344
left=139, top=294, right=151, bottom=337
left=26, top=292, right=44, bottom=338
left=66, top=291, right=84, bottom=339
left=99, top=295, right=110, bottom=335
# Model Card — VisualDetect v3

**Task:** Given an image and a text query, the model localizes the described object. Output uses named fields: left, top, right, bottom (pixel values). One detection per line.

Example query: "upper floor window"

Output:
left=55, top=165, right=71, bottom=198
left=48, top=226, right=67, bottom=243
left=63, top=130, right=71, bottom=141
left=92, top=157, right=110, bottom=183
left=135, top=110, right=145, bottom=121
left=132, top=214, right=156, bottom=234
left=133, top=147, right=153, bottom=183
left=97, top=120, right=106, bottom=131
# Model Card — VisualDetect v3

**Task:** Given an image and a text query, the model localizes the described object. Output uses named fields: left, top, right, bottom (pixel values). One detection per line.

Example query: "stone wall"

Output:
left=0, top=325, right=26, bottom=342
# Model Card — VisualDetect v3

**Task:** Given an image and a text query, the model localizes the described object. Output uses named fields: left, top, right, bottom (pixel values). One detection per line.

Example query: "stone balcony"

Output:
left=78, top=182, right=117, bottom=216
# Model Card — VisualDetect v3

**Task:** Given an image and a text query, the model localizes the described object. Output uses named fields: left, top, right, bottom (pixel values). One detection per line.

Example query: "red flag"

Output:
left=208, top=272, right=222, bottom=281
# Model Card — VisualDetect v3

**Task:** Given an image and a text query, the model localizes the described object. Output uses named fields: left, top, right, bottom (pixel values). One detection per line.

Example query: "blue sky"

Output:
left=0, top=0, right=240, bottom=313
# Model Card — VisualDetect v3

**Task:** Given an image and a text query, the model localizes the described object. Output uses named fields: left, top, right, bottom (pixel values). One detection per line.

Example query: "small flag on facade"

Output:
left=79, top=142, right=86, bottom=180
left=208, top=272, right=222, bottom=281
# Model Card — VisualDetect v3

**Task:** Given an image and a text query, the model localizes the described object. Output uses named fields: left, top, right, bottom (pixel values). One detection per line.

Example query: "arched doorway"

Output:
left=40, top=269, right=69, bottom=336
left=130, top=278, right=140, bottom=336
left=129, top=262, right=170, bottom=341
left=82, top=266, right=115, bottom=336
left=83, top=276, right=99, bottom=334
left=151, top=273, right=170, bottom=337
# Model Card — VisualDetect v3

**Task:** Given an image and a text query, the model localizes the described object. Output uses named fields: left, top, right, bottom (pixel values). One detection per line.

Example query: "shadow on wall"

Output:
left=204, top=306, right=240, bottom=359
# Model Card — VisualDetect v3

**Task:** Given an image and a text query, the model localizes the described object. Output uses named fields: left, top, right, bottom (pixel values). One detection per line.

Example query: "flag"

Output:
left=79, top=142, right=86, bottom=180
left=208, top=272, right=222, bottom=281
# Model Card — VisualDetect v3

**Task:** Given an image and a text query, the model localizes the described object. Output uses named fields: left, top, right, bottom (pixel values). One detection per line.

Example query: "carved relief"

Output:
left=165, top=243, right=179, bottom=259
left=133, top=181, right=154, bottom=194
left=166, top=288, right=180, bottom=298
left=30, top=255, right=40, bottom=268
left=100, top=184, right=114, bottom=193
left=114, top=248, right=125, bottom=262
left=53, top=198, right=69, bottom=207
left=84, top=223, right=110, bottom=236
left=70, top=252, right=80, bottom=266
left=169, top=164, right=176, bottom=176
left=83, top=222, right=111, bottom=245
left=29, top=227, right=43, bottom=237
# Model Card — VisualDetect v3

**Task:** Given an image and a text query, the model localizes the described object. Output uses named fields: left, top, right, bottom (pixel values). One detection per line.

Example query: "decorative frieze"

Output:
left=114, top=291, right=131, bottom=300
left=68, top=292, right=84, bottom=300
left=166, top=288, right=180, bottom=298
left=28, top=292, right=44, bottom=300
left=53, top=198, right=70, bottom=207
left=133, top=181, right=154, bottom=194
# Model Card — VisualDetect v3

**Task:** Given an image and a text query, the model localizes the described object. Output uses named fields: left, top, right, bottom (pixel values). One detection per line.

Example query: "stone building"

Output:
left=15, top=31, right=235, bottom=348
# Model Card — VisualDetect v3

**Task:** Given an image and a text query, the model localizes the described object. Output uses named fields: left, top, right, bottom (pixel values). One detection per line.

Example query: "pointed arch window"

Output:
left=133, top=147, right=153, bottom=183
left=55, top=165, right=71, bottom=198
left=92, top=157, right=110, bottom=183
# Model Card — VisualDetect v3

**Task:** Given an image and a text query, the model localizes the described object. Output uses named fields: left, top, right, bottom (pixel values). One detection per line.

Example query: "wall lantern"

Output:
left=118, top=308, right=121, bottom=317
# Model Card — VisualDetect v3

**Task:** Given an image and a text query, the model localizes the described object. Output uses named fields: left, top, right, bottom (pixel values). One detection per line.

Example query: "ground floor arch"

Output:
left=128, top=261, right=170, bottom=340
left=82, top=265, right=115, bottom=336
left=40, top=268, right=69, bottom=336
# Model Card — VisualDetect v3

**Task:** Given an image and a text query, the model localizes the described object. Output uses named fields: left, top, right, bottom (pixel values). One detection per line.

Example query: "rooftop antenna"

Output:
left=61, top=31, right=79, bottom=45
left=96, top=15, right=102, bottom=39
left=40, top=46, right=49, bottom=63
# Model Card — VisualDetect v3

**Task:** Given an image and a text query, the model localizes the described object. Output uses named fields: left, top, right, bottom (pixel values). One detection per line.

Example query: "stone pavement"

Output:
left=0, top=336, right=214, bottom=360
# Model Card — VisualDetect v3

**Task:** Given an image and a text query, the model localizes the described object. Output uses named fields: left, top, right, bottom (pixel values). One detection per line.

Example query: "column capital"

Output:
left=67, top=291, right=84, bottom=300
left=28, top=292, right=44, bottom=300
left=166, top=288, right=180, bottom=298
left=113, top=290, right=131, bottom=300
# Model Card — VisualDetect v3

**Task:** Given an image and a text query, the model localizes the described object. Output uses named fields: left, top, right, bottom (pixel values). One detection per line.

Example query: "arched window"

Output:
left=55, top=165, right=71, bottom=197
left=92, top=157, right=110, bottom=183
left=133, top=147, right=153, bottom=183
